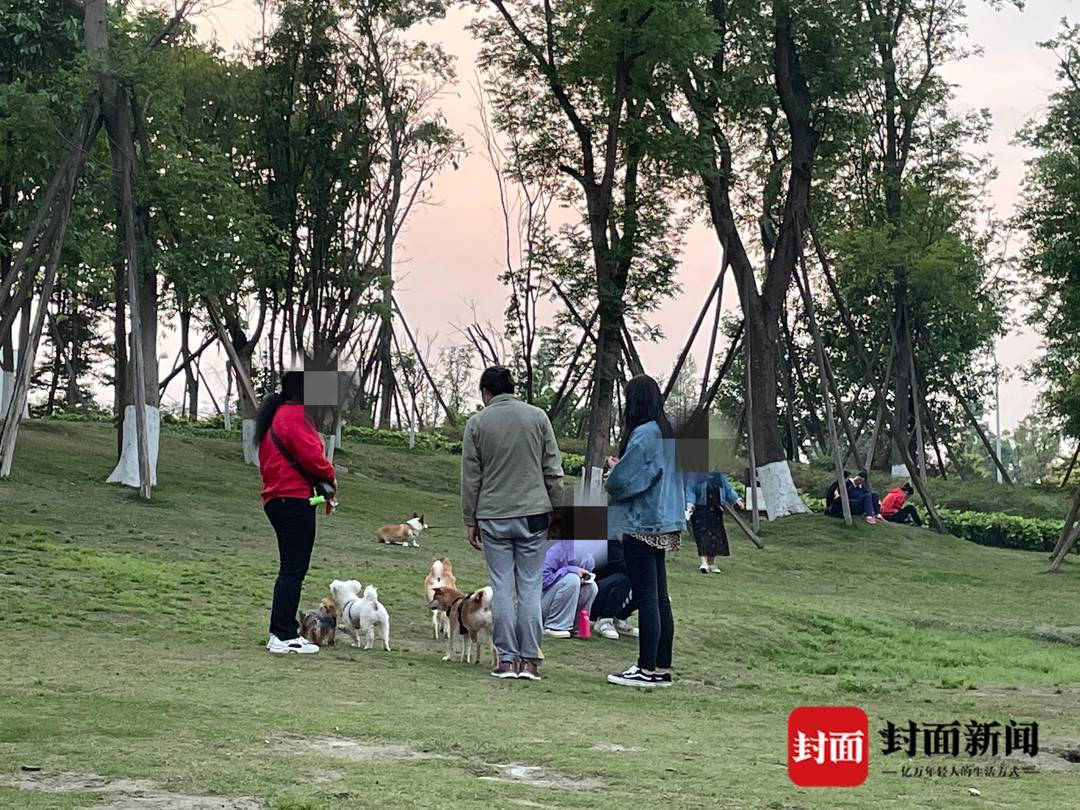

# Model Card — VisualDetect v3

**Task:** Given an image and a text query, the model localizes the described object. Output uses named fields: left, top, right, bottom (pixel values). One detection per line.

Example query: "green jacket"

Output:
left=461, top=394, right=564, bottom=526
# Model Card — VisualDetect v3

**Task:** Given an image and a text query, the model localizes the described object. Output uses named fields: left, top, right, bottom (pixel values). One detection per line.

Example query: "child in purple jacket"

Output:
left=540, top=540, right=597, bottom=639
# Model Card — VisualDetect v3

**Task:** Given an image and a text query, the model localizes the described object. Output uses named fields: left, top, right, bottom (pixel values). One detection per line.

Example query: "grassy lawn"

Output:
left=1, top=420, right=1079, bottom=809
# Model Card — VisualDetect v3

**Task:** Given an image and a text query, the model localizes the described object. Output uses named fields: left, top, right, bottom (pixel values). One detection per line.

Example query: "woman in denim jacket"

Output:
left=604, top=375, right=685, bottom=688
left=684, top=472, right=744, bottom=574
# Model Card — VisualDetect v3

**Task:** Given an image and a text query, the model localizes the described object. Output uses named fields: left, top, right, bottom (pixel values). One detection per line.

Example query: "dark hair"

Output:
left=902, top=482, right=914, bottom=494
left=479, top=365, right=515, bottom=397
left=843, top=470, right=851, bottom=478
left=857, top=470, right=868, bottom=479
left=254, top=371, right=304, bottom=446
left=618, top=375, right=673, bottom=456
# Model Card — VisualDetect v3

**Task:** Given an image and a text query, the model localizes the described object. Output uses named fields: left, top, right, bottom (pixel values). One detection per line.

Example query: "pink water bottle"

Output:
left=577, top=609, right=592, bottom=639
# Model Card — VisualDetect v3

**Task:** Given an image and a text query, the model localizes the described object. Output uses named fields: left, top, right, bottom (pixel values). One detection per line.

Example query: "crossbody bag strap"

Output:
left=269, top=426, right=317, bottom=486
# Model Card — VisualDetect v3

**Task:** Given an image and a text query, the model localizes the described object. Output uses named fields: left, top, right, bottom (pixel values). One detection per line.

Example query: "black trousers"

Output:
left=885, top=505, right=922, bottom=526
left=265, top=497, right=317, bottom=640
left=590, top=571, right=635, bottom=622
left=622, top=536, right=674, bottom=671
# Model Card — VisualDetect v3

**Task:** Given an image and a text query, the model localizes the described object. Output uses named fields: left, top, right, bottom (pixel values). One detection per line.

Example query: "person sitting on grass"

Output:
left=825, top=471, right=852, bottom=517
left=881, top=482, right=923, bottom=526
left=851, top=471, right=884, bottom=524
left=541, top=540, right=597, bottom=639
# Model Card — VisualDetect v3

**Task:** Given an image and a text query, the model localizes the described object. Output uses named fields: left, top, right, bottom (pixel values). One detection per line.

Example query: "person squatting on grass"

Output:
left=684, top=471, right=743, bottom=574
left=461, top=366, right=565, bottom=681
left=255, top=371, right=337, bottom=655
left=540, top=540, right=598, bottom=639
left=577, top=539, right=639, bottom=640
left=604, top=375, right=686, bottom=689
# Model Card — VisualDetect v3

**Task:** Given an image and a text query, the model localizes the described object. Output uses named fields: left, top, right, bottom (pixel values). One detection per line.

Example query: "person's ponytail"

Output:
left=253, top=392, right=284, bottom=447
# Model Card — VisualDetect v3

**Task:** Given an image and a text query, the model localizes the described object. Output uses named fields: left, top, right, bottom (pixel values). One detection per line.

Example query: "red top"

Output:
left=259, top=403, right=337, bottom=504
left=881, top=488, right=907, bottom=517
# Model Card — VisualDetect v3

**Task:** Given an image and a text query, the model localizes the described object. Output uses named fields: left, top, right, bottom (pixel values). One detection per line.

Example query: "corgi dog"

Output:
left=423, top=558, right=457, bottom=639
left=298, top=597, right=337, bottom=646
left=377, top=512, right=428, bottom=547
left=427, top=585, right=495, bottom=667
left=357, top=585, right=391, bottom=652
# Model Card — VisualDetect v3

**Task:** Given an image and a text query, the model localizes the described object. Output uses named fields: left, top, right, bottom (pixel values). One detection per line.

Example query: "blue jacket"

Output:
left=605, top=420, right=686, bottom=539
left=684, top=472, right=740, bottom=508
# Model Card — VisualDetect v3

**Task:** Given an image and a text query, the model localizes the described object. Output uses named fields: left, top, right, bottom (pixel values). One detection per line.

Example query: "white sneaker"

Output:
left=594, top=618, right=620, bottom=640
left=615, top=619, right=639, bottom=638
left=543, top=628, right=571, bottom=639
left=267, top=635, right=319, bottom=654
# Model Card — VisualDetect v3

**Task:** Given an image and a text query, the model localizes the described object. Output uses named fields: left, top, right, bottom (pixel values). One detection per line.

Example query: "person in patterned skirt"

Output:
left=685, top=471, right=744, bottom=574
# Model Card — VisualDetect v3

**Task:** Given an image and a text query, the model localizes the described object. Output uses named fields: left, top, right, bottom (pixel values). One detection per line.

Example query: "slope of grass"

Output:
left=1, top=421, right=1079, bottom=809
left=791, top=463, right=1073, bottom=520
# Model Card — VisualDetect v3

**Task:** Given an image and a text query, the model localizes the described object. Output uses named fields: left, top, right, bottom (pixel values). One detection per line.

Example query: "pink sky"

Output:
left=180, top=0, right=1074, bottom=431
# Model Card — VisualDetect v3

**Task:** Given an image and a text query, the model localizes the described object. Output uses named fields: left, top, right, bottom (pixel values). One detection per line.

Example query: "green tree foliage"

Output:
left=468, top=0, right=717, bottom=471
left=1017, top=20, right=1080, bottom=440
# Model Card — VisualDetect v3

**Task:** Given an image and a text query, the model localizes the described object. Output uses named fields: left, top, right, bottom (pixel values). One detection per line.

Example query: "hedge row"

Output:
left=343, top=425, right=586, bottom=477
left=800, top=490, right=1068, bottom=554
left=938, top=508, right=1066, bottom=554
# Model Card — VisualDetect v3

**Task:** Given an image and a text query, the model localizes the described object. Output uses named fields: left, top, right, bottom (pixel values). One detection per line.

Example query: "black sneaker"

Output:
left=606, top=665, right=659, bottom=688
left=653, top=672, right=673, bottom=688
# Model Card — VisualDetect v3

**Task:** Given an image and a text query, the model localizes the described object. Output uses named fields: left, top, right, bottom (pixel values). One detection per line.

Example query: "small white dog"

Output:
left=329, top=579, right=391, bottom=650
left=358, top=585, right=391, bottom=651
left=330, top=579, right=363, bottom=647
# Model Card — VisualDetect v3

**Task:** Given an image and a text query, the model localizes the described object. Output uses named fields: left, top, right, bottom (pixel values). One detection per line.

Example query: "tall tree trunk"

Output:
left=96, top=0, right=155, bottom=496
left=179, top=307, right=198, bottom=419
left=113, top=259, right=128, bottom=460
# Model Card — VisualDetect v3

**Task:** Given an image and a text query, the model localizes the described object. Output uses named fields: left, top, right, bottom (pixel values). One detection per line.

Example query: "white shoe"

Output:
left=267, top=635, right=319, bottom=654
left=615, top=619, right=639, bottom=638
left=594, top=619, right=620, bottom=640
left=543, top=628, right=571, bottom=639
left=708, top=565, right=723, bottom=574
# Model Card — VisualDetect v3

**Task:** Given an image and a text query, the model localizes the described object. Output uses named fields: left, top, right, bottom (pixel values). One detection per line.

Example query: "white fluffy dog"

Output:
left=358, top=585, right=391, bottom=651
left=326, top=579, right=362, bottom=648
left=330, top=579, right=391, bottom=650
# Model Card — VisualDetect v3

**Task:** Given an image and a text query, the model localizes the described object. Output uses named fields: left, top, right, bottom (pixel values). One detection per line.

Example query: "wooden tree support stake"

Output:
left=723, top=501, right=764, bottom=549
left=1061, top=444, right=1079, bottom=489
left=1049, top=488, right=1080, bottom=564
left=392, top=295, right=453, bottom=423
left=205, top=301, right=258, bottom=413
left=795, top=243, right=851, bottom=525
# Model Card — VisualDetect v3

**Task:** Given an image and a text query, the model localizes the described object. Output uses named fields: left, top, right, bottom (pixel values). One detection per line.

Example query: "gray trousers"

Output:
left=479, top=517, right=547, bottom=663
left=541, top=573, right=599, bottom=632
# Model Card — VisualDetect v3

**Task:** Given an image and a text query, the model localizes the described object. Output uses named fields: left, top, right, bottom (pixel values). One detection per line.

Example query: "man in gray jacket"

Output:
left=462, top=366, right=564, bottom=681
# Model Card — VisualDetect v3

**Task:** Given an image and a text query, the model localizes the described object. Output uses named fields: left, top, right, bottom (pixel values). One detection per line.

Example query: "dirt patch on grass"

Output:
left=273, top=735, right=602, bottom=792
left=590, top=742, right=644, bottom=753
left=1013, top=737, right=1080, bottom=773
left=0, top=770, right=263, bottom=809
left=479, top=763, right=604, bottom=791
left=271, top=735, right=444, bottom=763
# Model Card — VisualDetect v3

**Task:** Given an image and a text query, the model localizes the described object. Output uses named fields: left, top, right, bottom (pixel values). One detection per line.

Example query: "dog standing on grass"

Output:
left=423, top=558, right=457, bottom=639
left=357, top=585, right=391, bottom=651
left=427, top=585, right=495, bottom=667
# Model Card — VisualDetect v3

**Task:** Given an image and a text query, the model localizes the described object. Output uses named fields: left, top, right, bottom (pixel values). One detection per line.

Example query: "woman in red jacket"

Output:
left=255, top=371, right=337, bottom=654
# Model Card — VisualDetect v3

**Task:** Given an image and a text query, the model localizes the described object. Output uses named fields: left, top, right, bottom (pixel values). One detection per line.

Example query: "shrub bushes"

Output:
left=343, top=425, right=586, bottom=477
left=799, top=488, right=1069, bottom=554
left=937, top=508, right=1066, bottom=554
